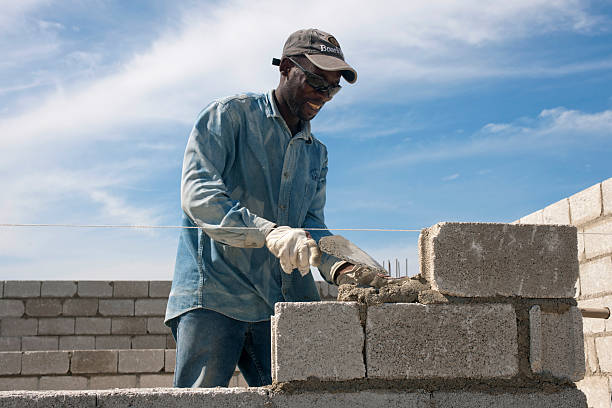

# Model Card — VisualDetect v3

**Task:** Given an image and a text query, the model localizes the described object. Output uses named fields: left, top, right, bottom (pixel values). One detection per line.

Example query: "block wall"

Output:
left=0, top=279, right=336, bottom=390
left=516, top=176, right=612, bottom=408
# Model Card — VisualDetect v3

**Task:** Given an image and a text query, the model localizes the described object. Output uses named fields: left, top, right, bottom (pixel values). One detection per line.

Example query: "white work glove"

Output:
left=335, top=264, right=390, bottom=288
left=265, top=226, right=321, bottom=276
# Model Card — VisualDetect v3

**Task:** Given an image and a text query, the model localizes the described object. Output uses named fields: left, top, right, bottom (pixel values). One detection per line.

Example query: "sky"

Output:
left=1, top=0, right=611, bottom=281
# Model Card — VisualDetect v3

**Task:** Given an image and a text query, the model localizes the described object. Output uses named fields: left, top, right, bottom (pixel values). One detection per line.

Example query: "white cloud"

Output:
left=373, top=107, right=612, bottom=167
left=443, top=173, right=460, bottom=181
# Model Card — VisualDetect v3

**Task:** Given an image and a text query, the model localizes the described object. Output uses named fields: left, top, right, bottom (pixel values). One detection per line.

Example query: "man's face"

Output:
left=283, top=57, right=342, bottom=122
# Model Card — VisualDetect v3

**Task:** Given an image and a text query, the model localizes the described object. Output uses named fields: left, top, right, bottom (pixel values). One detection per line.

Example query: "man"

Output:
left=164, top=28, right=367, bottom=388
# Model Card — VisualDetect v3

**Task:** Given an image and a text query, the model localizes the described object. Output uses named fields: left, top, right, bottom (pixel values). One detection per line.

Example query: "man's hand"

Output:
left=335, top=263, right=391, bottom=288
left=265, top=226, right=321, bottom=275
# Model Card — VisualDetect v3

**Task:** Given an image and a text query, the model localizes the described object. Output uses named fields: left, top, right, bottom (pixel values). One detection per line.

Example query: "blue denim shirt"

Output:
left=165, top=90, right=340, bottom=324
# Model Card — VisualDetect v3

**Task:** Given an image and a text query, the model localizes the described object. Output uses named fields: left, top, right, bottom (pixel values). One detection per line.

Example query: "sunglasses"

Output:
left=287, top=57, right=342, bottom=98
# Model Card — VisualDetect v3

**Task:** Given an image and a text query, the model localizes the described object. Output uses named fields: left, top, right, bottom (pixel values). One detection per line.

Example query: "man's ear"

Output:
left=279, top=57, right=292, bottom=77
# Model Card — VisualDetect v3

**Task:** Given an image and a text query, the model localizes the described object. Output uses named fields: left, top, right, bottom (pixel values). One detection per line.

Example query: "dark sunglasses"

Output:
left=287, top=57, right=342, bottom=98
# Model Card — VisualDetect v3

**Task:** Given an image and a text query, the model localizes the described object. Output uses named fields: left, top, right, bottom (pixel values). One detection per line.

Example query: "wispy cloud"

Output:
left=443, top=173, right=460, bottom=181
left=372, top=107, right=612, bottom=168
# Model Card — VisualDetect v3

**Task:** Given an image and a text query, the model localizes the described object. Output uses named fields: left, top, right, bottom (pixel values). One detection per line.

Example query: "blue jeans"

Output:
left=170, top=308, right=272, bottom=387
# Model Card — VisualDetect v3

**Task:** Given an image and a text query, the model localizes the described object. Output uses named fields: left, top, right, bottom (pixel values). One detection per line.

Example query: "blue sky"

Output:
left=1, top=0, right=611, bottom=280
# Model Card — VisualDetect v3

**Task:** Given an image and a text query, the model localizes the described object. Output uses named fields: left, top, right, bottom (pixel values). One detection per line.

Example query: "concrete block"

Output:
left=72, top=350, right=118, bottom=373
left=63, top=298, right=99, bottom=316
left=580, top=257, right=612, bottom=296
left=78, top=281, right=113, bottom=298
left=38, top=317, right=75, bottom=335
left=270, top=391, right=431, bottom=408
left=367, top=303, right=518, bottom=379
left=0, top=336, right=21, bottom=351
left=520, top=209, right=543, bottom=224
left=118, top=349, right=164, bottom=373
left=96, top=335, right=131, bottom=350
left=0, top=300, right=24, bottom=317
left=75, top=317, right=111, bottom=335
left=25, top=298, right=62, bottom=317
left=59, top=335, right=95, bottom=350
left=21, top=351, right=70, bottom=375
left=40, top=376, right=88, bottom=390
left=595, top=336, right=612, bottom=373
left=4, top=281, right=40, bottom=297
left=606, top=295, right=612, bottom=332
left=577, top=227, right=586, bottom=261
left=578, top=298, right=606, bottom=334
left=583, top=218, right=612, bottom=259
left=99, top=299, right=134, bottom=316
left=22, top=336, right=58, bottom=351
left=576, top=376, right=610, bottom=408
left=149, top=281, right=171, bottom=298
left=139, top=374, right=173, bottom=388
left=112, top=317, right=147, bottom=334
left=95, top=388, right=270, bottom=408
left=0, top=280, right=3, bottom=297
left=132, top=335, right=166, bottom=349
left=113, top=281, right=149, bottom=298
left=433, top=389, right=587, bottom=407
left=165, top=349, right=175, bottom=373
left=584, top=336, right=599, bottom=374
left=419, top=222, right=578, bottom=298
left=542, top=198, right=571, bottom=224
left=89, top=375, right=138, bottom=389
left=41, top=281, right=77, bottom=297
left=134, top=299, right=167, bottom=316
left=0, top=390, right=97, bottom=406
left=529, top=305, right=585, bottom=381
left=1, top=317, right=38, bottom=336
left=0, top=377, right=38, bottom=391
left=0, top=351, right=21, bottom=374
left=166, top=334, right=176, bottom=349
left=570, top=183, right=602, bottom=225
left=603, top=177, right=612, bottom=216
left=328, top=283, right=338, bottom=299
left=272, top=301, right=364, bottom=382
left=146, top=317, right=171, bottom=334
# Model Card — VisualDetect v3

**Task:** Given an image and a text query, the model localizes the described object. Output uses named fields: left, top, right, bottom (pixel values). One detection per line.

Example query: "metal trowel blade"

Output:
left=318, top=235, right=385, bottom=273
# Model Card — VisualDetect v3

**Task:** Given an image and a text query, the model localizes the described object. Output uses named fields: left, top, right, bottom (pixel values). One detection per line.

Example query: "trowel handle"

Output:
left=579, top=307, right=610, bottom=319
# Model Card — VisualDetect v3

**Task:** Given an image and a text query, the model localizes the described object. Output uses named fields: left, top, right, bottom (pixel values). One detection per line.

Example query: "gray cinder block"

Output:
left=111, top=317, right=147, bottom=334
left=1, top=318, right=38, bottom=336
left=72, top=350, right=118, bottom=374
left=38, top=317, right=75, bottom=335
left=0, top=377, right=38, bottom=391
left=165, top=349, right=176, bottom=373
left=25, top=299, right=62, bottom=317
left=0, top=390, right=96, bottom=407
left=272, top=301, right=365, bottom=382
left=131, top=335, right=166, bottom=349
left=21, top=336, right=58, bottom=351
left=41, top=281, right=77, bottom=298
left=0, top=337, right=21, bottom=351
left=39, top=376, right=88, bottom=390
left=89, top=375, right=138, bottom=390
left=134, top=299, right=167, bottom=316
left=63, top=299, right=99, bottom=316
left=118, top=349, right=164, bottom=373
left=433, top=389, right=587, bottom=407
left=0, top=300, right=24, bottom=317
left=113, top=281, right=149, bottom=298
left=99, top=299, right=135, bottom=316
left=0, top=352, right=21, bottom=375
left=269, top=391, right=431, bottom=408
left=78, top=281, right=113, bottom=298
left=21, top=351, right=70, bottom=375
left=95, top=335, right=131, bottom=350
left=59, top=336, right=95, bottom=350
left=75, top=317, right=111, bottom=335
left=95, top=388, right=270, bottom=407
left=146, top=317, right=171, bottom=334
left=366, top=303, right=518, bottom=379
left=419, top=222, right=578, bottom=298
left=529, top=306, right=585, bottom=381
left=149, top=281, right=172, bottom=298
left=139, top=374, right=174, bottom=388
left=4, top=281, right=40, bottom=298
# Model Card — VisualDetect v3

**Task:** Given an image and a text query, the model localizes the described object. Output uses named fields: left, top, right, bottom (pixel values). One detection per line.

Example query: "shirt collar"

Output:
left=266, top=90, right=313, bottom=142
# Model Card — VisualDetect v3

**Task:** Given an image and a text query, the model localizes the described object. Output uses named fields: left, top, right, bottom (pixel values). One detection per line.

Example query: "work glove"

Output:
left=335, top=264, right=390, bottom=288
left=265, top=226, right=322, bottom=275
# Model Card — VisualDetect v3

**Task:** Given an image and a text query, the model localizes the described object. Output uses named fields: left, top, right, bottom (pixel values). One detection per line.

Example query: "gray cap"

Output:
left=276, top=28, right=357, bottom=84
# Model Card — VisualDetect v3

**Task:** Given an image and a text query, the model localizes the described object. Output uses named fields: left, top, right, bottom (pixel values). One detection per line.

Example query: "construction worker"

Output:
left=164, top=28, right=376, bottom=388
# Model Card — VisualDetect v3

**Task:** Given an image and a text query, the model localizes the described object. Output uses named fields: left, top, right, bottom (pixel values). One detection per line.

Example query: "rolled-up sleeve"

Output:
left=181, top=102, right=276, bottom=248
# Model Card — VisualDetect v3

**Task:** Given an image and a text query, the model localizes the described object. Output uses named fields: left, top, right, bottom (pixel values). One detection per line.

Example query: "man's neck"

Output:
left=273, top=89, right=301, bottom=136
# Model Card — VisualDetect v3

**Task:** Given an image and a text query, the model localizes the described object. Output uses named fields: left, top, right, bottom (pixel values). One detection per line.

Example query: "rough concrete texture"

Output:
left=366, top=303, right=518, bottom=379
left=542, top=198, right=570, bottom=225
left=433, top=389, right=587, bottom=407
left=529, top=306, right=585, bottom=381
left=41, top=281, right=77, bottom=297
left=4, top=281, right=40, bottom=298
left=0, top=390, right=97, bottom=407
left=337, top=276, right=430, bottom=305
left=583, top=217, right=612, bottom=259
left=603, top=177, right=612, bottom=215
left=595, top=336, right=612, bottom=373
left=569, top=183, right=602, bottom=226
left=272, top=302, right=365, bottom=382
left=269, top=390, right=430, bottom=408
left=576, top=376, right=611, bottom=408
left=419, top=222, right=579, bottom=298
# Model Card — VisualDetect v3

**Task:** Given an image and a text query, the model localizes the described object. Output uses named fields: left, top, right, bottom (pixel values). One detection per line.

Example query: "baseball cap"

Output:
left=272, top=28, right=357, bottom=84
